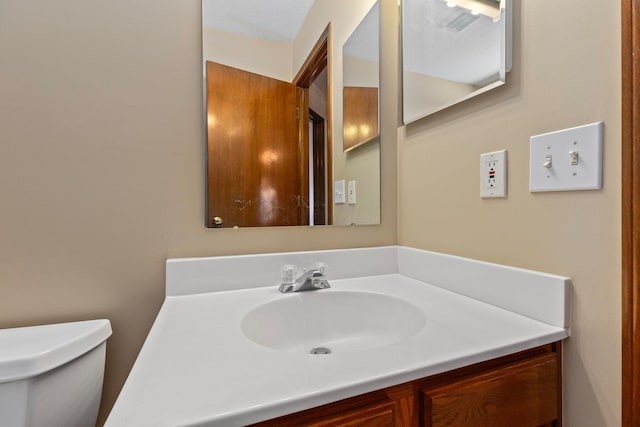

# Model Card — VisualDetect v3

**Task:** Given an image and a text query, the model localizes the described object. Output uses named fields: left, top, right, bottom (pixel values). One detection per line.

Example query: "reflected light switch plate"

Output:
left=334, top=180, right=346, bottom=204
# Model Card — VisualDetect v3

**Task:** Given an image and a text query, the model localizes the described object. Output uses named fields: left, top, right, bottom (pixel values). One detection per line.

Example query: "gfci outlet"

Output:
left=480, top=150, right=507, bottom=198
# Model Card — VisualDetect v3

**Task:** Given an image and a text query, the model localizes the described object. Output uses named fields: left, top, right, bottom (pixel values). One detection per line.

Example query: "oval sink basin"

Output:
left=241, top=291, right=426, bottom=353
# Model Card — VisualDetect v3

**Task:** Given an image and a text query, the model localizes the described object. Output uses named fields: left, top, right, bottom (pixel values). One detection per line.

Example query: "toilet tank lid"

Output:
left=0, top=319, right=112, bottom=383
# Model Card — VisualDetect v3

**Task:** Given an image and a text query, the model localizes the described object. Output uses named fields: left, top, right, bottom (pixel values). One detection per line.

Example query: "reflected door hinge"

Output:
left=296, top=107, right=300, bottom=120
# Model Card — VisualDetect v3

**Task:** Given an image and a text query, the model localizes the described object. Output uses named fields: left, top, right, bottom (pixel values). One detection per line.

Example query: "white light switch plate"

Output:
left=530, top=122, right=603, bottom=192
left=334, top=180, right=345, bottom=204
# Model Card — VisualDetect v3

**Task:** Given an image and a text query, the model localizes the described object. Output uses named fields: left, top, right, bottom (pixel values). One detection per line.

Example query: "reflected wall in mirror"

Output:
left=342, top=1, right=379, bottom=152
left=202, top=0, right=381, bottom=228
left=402, top=0, right=511, bottom=124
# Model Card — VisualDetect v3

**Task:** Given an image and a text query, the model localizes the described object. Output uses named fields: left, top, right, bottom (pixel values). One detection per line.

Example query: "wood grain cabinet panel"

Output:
left=252, top=400, right=396, bottom=427
left=250, top=344, right=561, bottom=427
left=422, top=353, right=558, bottom=427
left=308, top=401, right=395, bottom=427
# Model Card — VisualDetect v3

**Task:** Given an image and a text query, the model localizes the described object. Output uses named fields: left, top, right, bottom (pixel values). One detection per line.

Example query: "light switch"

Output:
left=348, top=180, right=356, bottom=204
left=529, top=122, right=603, bottom=192
left=334, top=180, right=345, bottom=204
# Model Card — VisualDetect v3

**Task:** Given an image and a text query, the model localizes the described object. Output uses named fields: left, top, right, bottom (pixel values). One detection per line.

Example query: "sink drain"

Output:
left=310, top=346, right=331, bottom=355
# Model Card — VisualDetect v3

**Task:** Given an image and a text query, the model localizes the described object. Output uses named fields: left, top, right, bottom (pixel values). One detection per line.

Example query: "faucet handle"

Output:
left=313, top=262, right=328, bottom=275
left=281, top=264, right=298, bottom=284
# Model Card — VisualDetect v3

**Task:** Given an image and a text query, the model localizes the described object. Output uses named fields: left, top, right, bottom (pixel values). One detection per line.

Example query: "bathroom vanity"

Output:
left=105, top=246, right=570, bottom=427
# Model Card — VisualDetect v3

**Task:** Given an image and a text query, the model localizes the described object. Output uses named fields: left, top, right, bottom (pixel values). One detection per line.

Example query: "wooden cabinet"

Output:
left=250, top=343, right=561, bottom=427
left=422, top=353, right=558, bottom=427
left=307, top=401, right=395, bottom=427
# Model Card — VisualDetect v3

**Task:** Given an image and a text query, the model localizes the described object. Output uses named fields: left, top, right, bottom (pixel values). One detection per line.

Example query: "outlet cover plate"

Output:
left=530, top=122, right=603, bottom=192
left=480, top=150, right=507, bottom=198
left=347, top=180, right=356, bottom=204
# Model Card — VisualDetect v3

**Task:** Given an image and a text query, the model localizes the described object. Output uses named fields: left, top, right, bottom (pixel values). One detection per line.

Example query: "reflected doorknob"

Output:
left=212, top=216, right=223, bottom=227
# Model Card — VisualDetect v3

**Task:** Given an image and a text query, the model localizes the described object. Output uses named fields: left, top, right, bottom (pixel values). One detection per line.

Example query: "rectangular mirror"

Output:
left=202, top=0, right=381, bottom=228
left=401, top=0, right=512, bottom=124
left=343, top=1, right=380, bottom=152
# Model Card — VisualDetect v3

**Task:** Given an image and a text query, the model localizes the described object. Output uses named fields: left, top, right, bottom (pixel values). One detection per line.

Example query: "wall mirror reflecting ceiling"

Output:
left=202, top=0, right=381, bottom=228
left=401, top=0, right=511, bottom=124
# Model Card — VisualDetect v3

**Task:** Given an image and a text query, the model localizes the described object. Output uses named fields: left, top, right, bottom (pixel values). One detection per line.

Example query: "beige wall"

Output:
left=333, top=141, right=382, bottom=225
left=0, top=0, right=397, bottom=423
left=202, top=27, right=293, bottom=82
left=399, top=0, right=621, bottom=425
left=402, top=70, right=479, bottom=122
left=343, top=55, right=379, bottom=87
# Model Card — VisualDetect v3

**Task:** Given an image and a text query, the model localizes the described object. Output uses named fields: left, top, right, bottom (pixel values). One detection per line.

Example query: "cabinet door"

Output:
left=252, top=400, right=396, bottom=427
left=422, top=353, right=559, bottom=427
left=309, top=401, right=395, bottom=427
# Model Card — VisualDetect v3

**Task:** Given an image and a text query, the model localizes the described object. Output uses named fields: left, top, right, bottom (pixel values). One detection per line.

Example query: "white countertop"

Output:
left=105, top=246, right=570, bottom=426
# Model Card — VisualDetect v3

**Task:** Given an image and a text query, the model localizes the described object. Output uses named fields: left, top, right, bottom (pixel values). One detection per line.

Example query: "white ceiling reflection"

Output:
left=403, top=0, right=502, bottom=85
left=202, top=0, right=314, bottom=42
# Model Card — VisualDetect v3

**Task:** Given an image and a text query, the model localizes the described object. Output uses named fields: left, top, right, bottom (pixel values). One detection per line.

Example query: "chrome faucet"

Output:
left=278, top=263, right=330, bottom=293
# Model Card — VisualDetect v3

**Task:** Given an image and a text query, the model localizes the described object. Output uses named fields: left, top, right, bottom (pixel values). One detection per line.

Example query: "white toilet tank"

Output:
left=0, top=319, right=112, bottom=427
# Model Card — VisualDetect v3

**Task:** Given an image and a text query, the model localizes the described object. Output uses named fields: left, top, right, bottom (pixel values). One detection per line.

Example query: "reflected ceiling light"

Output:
left=443, top=0, right=503, bottom=20
left=345, top=126, right=358, bottom=139
left=260, top=150, right=279, bottom=165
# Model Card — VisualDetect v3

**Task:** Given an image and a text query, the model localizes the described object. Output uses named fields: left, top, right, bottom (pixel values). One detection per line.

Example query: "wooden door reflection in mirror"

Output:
left=206, top=62, right=302, bottom=228
left=206, top=28, right=331, bottom=228
left=343, top=87, right=379, bottom=151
